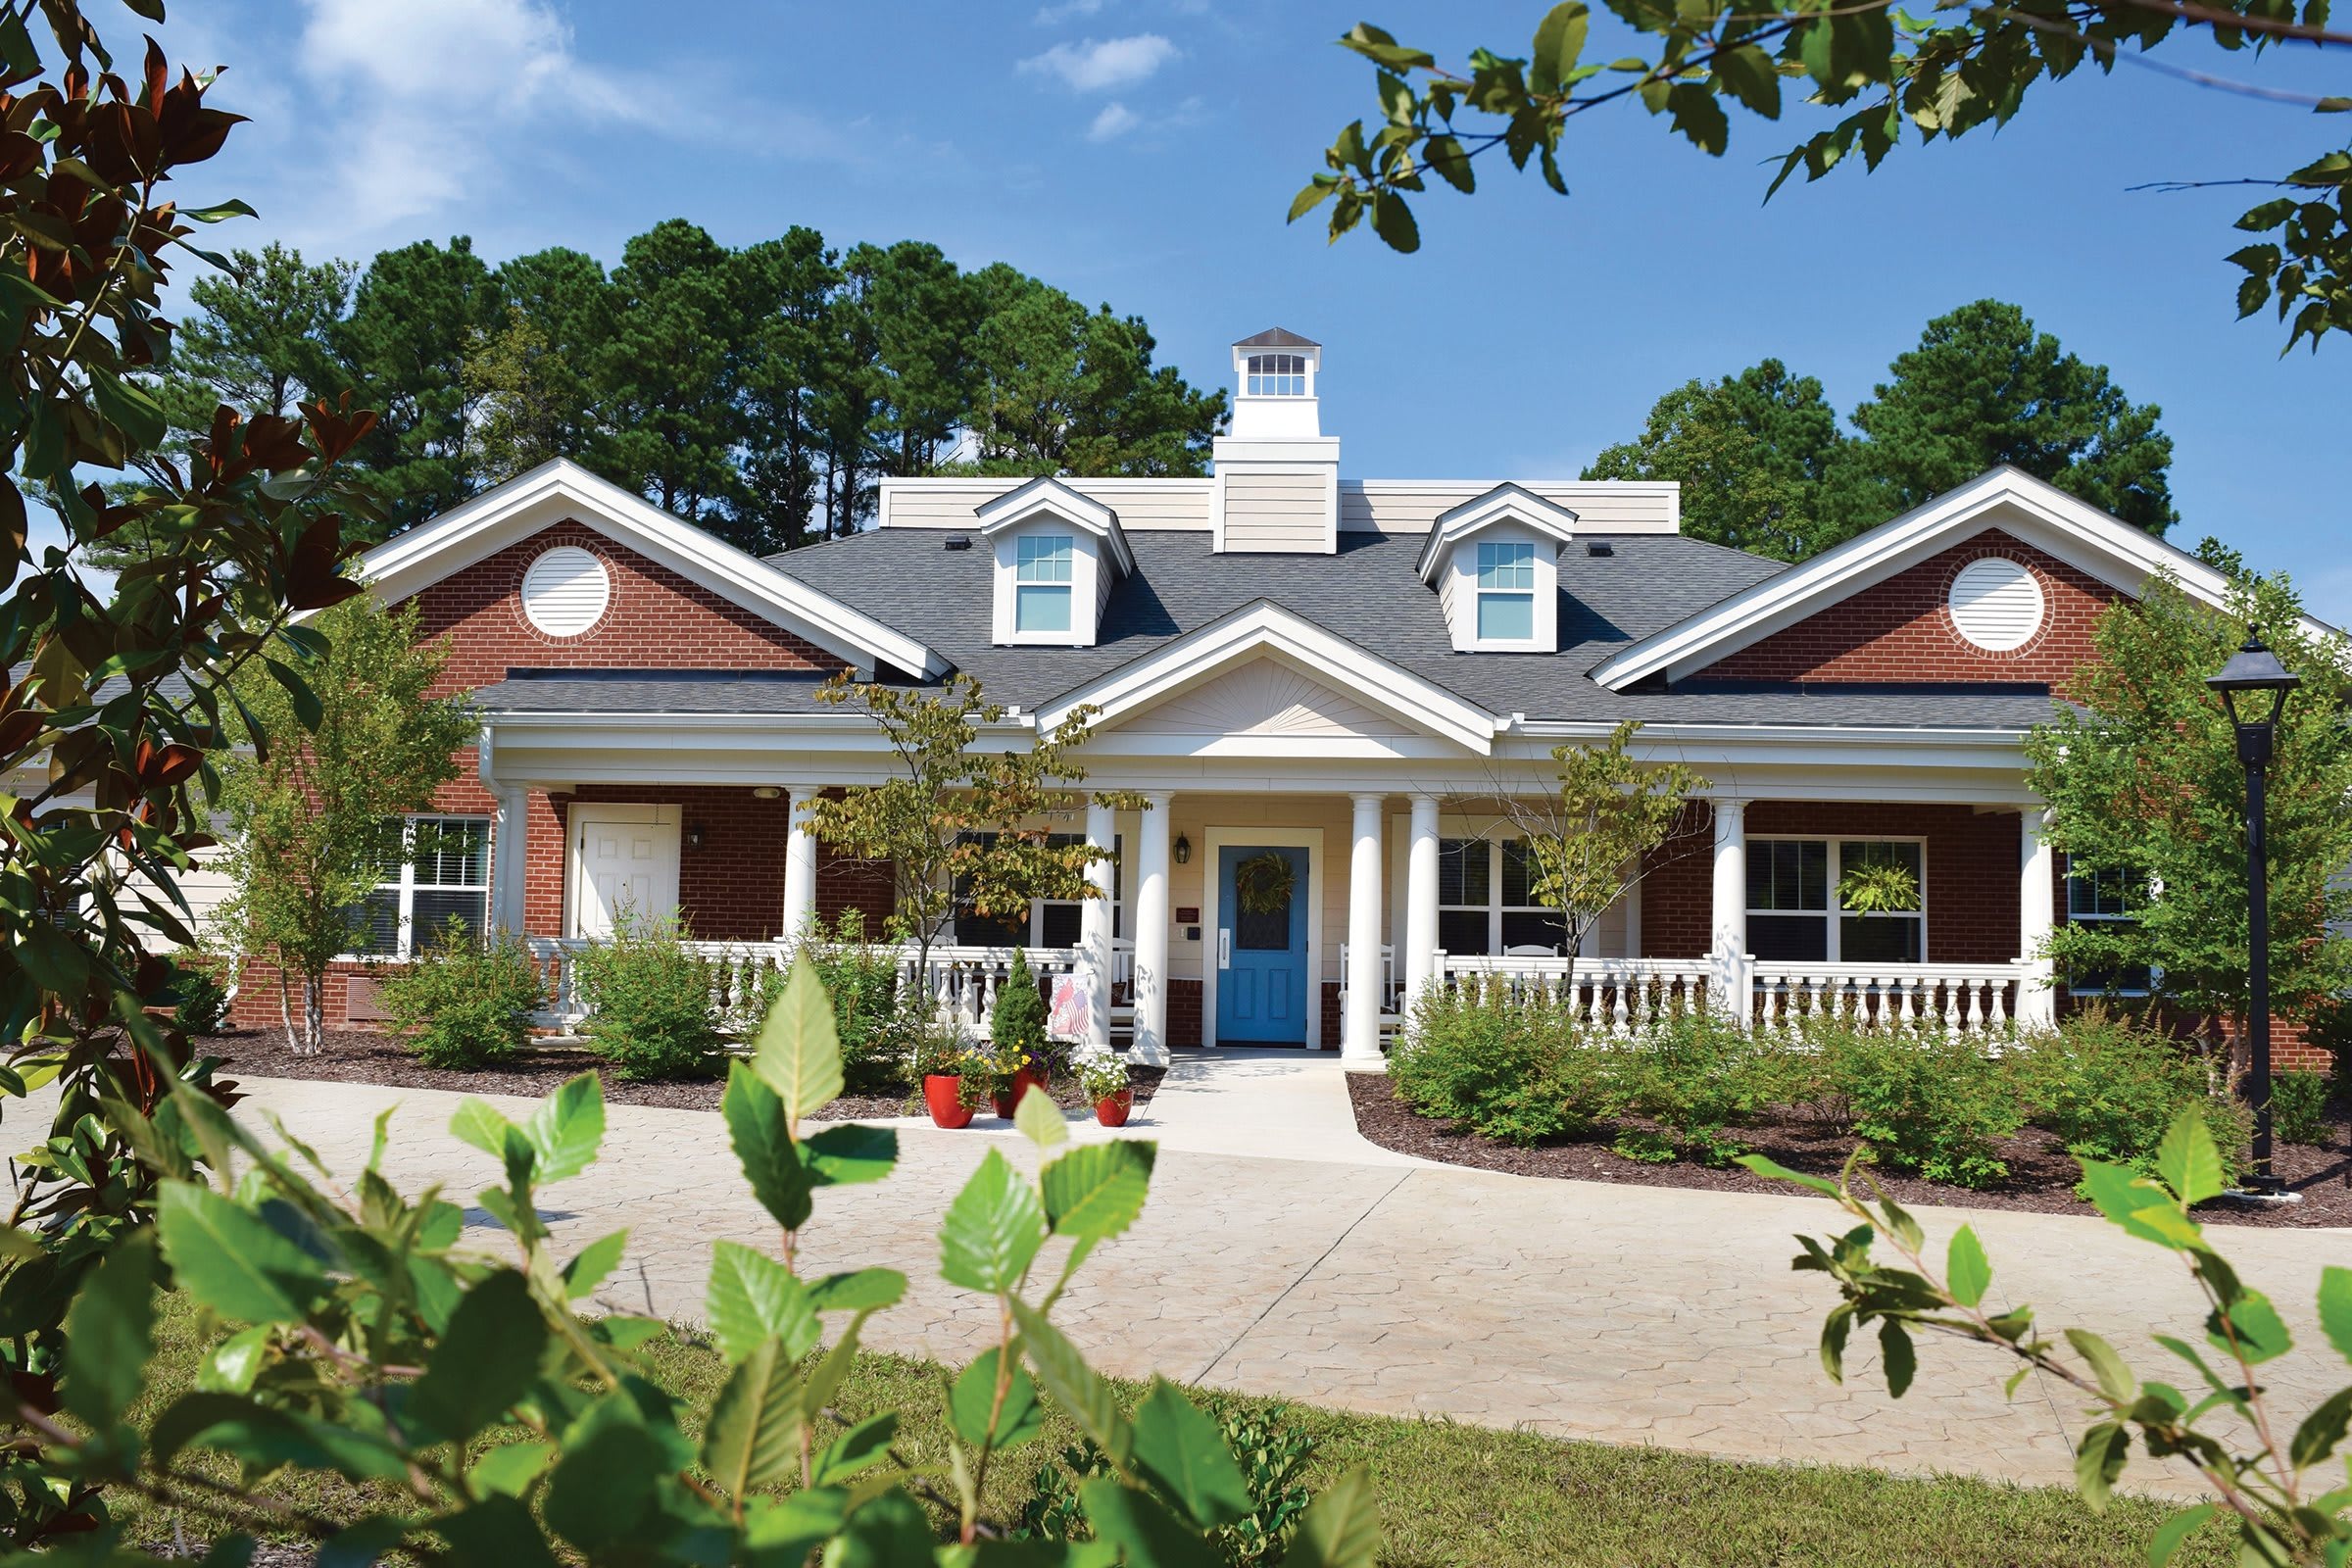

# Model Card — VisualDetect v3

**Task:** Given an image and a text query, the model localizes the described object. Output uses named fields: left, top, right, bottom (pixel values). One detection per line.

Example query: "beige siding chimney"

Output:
left=1212, top=328, right=1339, bottom=555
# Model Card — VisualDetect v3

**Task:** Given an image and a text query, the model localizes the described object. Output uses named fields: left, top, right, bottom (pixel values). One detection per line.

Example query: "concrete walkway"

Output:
left=220, top=1057, right=2351, bottom=1494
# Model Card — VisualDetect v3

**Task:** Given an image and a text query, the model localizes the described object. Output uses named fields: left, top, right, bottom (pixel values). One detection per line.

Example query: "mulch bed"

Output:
left=200, top=1028, right=1163, bottom=1121
left=1346, top=1072, right=2352, bottom=1229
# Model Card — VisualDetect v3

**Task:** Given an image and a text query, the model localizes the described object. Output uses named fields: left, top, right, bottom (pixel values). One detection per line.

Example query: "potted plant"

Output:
left=988, top=951, right=1052, bottom=1116
left=1081, top=1053, right=1134, bottom=1127
left=911, top=1020, right=982, bottom=1129
left=978, top=1037, right=1050, bottom=1119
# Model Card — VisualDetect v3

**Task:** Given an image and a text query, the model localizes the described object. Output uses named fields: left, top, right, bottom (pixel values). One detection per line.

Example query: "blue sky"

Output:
left=107, top=0, right=2351, bottom=617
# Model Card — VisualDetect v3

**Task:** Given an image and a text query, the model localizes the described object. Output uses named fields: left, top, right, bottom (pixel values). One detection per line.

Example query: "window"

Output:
left=350, top=815, right=490, bottom=958
left=1745, top=838, right=1924, bottom=963
left=952, top=832, right=1121, bottom=947
left=2065, top=859, right=2152, bottom=995
left=1437, top=835, right=1567, bottom=956
left=1245, top=353, right=1306, bottom=397
left=1013, top=535, right=1073, bottom=634
left=1475, top=540, right=1536, bottom=642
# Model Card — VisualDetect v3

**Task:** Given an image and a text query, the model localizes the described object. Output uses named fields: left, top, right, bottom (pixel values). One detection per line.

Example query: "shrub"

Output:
left=992, top=948, right=1049, bottom=1066
left=573, top=913, right=720, bottom=1081
left=2276, top=1068, right=2333, bottom=1147
left=1821, top=1025, right=2023, bottom=1188
left=1391, top=981, right=1616, bottom=1147
left=378, top=920, right=545, bottom=1069
left=775, top=911, right=916, bottom=1094
left=1018, top=1401, right=1317, bottom=1564
left=2009, top=1009, right=2232, bottom=1173
left=1612, top=1011, right=1819, bottom=1165
left=166, top=947, right=231, bottom=1035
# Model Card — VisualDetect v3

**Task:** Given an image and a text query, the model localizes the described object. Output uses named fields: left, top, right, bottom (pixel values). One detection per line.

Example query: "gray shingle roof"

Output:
left=1233, top=326, right=1318, bottom=349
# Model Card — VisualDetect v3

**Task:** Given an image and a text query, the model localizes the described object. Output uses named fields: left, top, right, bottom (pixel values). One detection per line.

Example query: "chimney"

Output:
left=1212, top=328, right=1339, bottom=554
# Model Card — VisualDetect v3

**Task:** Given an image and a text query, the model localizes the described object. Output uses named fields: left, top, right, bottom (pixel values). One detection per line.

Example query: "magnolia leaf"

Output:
left=701, top=1337, right=805, bottom=1497
left=1131, top=1378, right=1251, bottom=1530
left=707, top=1239, right=818, bottom=1363
left=940, top=1148, right=1046, bottom=1295
left=1946, top=1225, right=1991, bottom=1308
left=751, top=951, right=843, bottom=1124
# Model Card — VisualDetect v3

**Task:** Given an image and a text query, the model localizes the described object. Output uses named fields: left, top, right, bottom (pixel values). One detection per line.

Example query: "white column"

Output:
left=1131, top=792, right=1172, bottom=1066
left=492, top=784, right=529, bottom=932
left=780, top=787, right=820, bottom=940
left=1402, top=796, right=1441, bottom=1030
left=1079, top=799, right=1117, bottom=1053
left=2018, top=805, right=2058, bottom=1028
left=1708, top=799, right=1750, bottom=1024
left=1344, top=792, right=1386, bottom=1065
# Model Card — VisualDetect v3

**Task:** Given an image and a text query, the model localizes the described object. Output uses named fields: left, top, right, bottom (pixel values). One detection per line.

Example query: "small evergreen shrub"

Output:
left=166, top=947, right=231, bottom=1036
left=1821, top=1025, right=2023, bottom=1189
left=992, top=948, right=1050, bottom=1068
left=2275, top=1068, right=2333, bottom=1147
left=574, top=913, right=720, bottom=1081
left=378, top=919, right=545, bottom=1069
left=2009, top=1009, right=2229, bottom=1173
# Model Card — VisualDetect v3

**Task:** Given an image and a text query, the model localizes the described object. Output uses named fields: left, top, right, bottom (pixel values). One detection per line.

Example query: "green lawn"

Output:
left=122, top=1294, right=2226, bottom=1567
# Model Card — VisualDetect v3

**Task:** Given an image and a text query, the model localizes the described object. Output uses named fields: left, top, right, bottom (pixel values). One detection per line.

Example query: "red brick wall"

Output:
left=407, top=520, right=844, bottom=695
left=1695, top=530, right=2119, bottom=687
left=1168, top=978, right=1202, bottom=1051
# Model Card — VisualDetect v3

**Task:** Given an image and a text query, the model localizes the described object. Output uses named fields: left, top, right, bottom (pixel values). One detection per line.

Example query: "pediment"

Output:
left=1114, top=658, right=1414, bottom=739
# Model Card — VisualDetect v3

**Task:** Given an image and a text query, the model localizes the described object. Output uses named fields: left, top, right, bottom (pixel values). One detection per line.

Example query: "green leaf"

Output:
left=1015, top=1082, right=1069, bottom=1148
left=950, top=1348, right=1044, bottom=1450
left=2079, top=1160, right=2199, bottom=1250
left=2075, top=1421, right=2130, bottom=1511
left=405, top=1270, right=549, bottom=1445
left=450, top=1100, right=518, bottom=1162
left=2147, top=1502, right=2216, bottom=1567
left=701, top=1337, right=805, bottom=1497
left=522, top=1072, right=604, bottom=1184
left=1131, top=1378, right=1251, bottom=1529
left=63, top=1228, right=157, bottom=1428
left=811, top=1411, right=899, bottom=1486
left=1737, top=1152, right=1841, bottom=1197
left=2317, top=1266, right=2352, bottom=1365
left=196, top=1325, right=271, bottom=1395
left=828, top=1489, right=939, bottom=1568
left=561, top=1230, right=628, bottom=1300
left=1530, top=1, right=1590, bottom=94
left=2209, top=1289, right=2293, bottom=1365
left=1946, top=1225, right=1991, bottom=1308
left=806, top=1122, right=897, bottom=1188
left=1879, top=1322, right=1916, bottom=1398
left=751, top=951, right=843, bottom=1124
left=468, top=1440, right=556, bottom=1498
left=543, top=1405, right=669, bottom=1553
left=1009, top=1298, right=1131, bottom=1465
left=318, top=1513, right=412, bottom=1568
left=2156, top=1111, right=2226, bottom=1207
left=1282, top=1464, right=1382, bottom=1568
left=1369, top=191, right=1420, bottom=254
left=265, top=657, right=323, bottom=730
left=707, top=1239, right=818, bottom=1363
left=1080, top=1477, right=1223, bottom=1568
left=2065, top=1328, right=2136, bottom=1404
left=2290, top=1387, right=2352, bottom=1468
left=808, top=1267, right=907, bottom=1314
left=1043, top=1140, right=1156, bottom=1241
left=156, top=1181, right=327, bottom=1323
left=940, top=1148, right=1046, bottom=1295
left=151, top=1394, right=411, bottom=1483
left=724, top=1061, right=812, bottom=1232
left=435, top=1495, right=562, bottom=1568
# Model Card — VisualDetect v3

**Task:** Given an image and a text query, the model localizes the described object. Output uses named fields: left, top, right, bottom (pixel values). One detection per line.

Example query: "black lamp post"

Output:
left=2207, top=632, right=2300, bottom=1195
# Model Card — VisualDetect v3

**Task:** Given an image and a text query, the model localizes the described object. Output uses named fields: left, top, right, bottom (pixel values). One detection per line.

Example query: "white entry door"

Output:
left=568, top=806, right=681, bottom=939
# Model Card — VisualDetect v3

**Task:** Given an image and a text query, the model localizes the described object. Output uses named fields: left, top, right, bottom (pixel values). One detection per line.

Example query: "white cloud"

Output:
left=1018, top=34, right=1178, bottom=93
left=1086, top=102, right=1140, bottom=141
left=1033, top=0, right=1103, bottom=22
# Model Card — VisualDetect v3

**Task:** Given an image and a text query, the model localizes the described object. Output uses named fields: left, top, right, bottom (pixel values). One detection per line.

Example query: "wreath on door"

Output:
left=1233, top=851, right=1297, bottom=917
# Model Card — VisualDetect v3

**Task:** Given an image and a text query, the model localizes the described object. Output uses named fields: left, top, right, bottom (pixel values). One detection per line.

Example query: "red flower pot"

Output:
left=1094, top=1089, right=1134, bottom=1128
left=991, top=1066, right=1049, bottom=1119
left=923, top=1074, right=974, bottom=1130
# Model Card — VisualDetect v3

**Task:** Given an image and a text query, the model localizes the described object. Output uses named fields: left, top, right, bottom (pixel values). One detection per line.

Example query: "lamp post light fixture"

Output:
left=2207, top=632, right=2300, bottom=1197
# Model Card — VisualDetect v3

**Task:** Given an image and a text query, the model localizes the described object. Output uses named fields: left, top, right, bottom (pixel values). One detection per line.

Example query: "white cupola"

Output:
left=1415, top=483, right=1578, bottom=653
left=1211, top=328, right=1340, bottom=555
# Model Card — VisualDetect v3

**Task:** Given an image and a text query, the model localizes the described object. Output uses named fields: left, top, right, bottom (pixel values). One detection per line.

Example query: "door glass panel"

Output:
left=1236, top=898, right=1290, bottom=951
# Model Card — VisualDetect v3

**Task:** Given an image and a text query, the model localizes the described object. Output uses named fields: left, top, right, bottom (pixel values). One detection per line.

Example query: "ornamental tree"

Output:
left=217, top=596, right=475, bottom=1054
left=1297, top=2, right=2351, bottom=352
left=2024, top=573, right=2352, bottom=1054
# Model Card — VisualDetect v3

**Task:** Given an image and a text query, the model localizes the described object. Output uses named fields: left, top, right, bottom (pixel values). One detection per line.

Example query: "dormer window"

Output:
left=1014, top=535, right=1074, bottom=634
left=1245, top=354, right=1308, bottom=397
left=1475, top=541, right=1537, bottom=642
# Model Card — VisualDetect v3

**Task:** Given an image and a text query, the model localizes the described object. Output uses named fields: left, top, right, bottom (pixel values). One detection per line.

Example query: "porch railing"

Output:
left=524, top=936, right=1135, bottom=1039
left=1433, top=954, right=1714, bottom=1036
left=1752, top=960, right=2020, bottom=1038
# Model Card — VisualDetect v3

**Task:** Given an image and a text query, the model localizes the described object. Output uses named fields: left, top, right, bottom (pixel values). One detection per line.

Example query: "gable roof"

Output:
left=359, top=459, right=945, bottom=678
left=1235, top=326, right=1318, bottom=349
left=1412, top=482, right=1579, bottom=582
left=974, top=475, right=1134, bottom=574
left=1588, top=466, right=2328, bottom=690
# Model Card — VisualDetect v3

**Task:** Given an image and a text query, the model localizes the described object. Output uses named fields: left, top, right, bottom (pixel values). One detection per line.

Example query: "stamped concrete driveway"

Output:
left=229, top=1054, right=2352, bottom=1494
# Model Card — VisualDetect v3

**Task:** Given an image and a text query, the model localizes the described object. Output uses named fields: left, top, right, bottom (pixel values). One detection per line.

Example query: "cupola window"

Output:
left=1244, top=354, right=1308, bottom=397
left=1475, top=540, right=1537, bottom=642
left=1014, top=535, right=1074, bottom=633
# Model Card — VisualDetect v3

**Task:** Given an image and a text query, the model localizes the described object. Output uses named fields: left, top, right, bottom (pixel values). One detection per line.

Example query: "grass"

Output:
left=119, top=1294, right=2229, bottom=1568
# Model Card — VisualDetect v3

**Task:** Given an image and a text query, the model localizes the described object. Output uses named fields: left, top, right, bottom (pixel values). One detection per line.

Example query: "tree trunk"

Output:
left=302, top=973, right=325, bottom=1056
left=278, top=971, right=298, bottom=1054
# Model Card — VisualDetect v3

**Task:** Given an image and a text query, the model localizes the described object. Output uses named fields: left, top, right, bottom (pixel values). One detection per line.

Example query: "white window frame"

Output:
left=2063, top=857, right=2155, bottom=997
left=950, top=830, right=1122, bottom=948
left=1244, top=353, right=1309, bottom=398
left=1746, top=835, right=1929, bottom=964
left=1013, top=534, right=1074, bottom=635
left=1474, top=539, right=1539, bottom=646
left=350, top=814, right=492, bottom=960
left=1436, top=833, right=1568, bottom=956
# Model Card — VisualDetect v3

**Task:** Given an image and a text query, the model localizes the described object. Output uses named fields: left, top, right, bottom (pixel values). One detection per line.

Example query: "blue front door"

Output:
left=1215, top=845, right=1308, bottom=1045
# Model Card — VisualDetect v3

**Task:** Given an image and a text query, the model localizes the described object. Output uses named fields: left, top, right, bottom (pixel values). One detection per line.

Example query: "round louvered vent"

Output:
left=519, top=546, right=611, bottom=637
left=1946, top=557, right=2044, bottom=652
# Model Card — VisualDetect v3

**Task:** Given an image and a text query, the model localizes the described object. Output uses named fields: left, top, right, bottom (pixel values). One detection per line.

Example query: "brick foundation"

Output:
left=1168, top=978, right=1202, bottom=1051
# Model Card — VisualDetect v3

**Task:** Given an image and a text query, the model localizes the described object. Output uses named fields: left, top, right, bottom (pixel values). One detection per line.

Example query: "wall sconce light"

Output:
left=752, top=786, right=782, bottom=801
left=685, top=823, right=707, bottom=851
left=1173, top=834, right=1191, bottom=865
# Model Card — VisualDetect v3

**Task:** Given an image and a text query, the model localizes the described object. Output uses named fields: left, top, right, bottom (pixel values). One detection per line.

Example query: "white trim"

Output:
left=1200, top=824, right=1325, bottom=1051
left=1747, top=833, right=1930, bottom=964
left=1589, top=466, right=2339, bottom=690
left=975, top=476, right=1134, bottom=575
left=1038, top=600, right=1500, bottom=755
left=357, top=458, right=944, bottom=678
left=1412, top=482, right=1578, bottom=581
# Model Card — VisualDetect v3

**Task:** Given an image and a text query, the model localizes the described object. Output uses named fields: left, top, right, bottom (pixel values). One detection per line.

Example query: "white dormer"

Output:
left=1212, top=328, right=1340, bottom=554
left=1415, top=483, right=1578, bottom=653
left=980, top=477, right=1132, bottom=648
